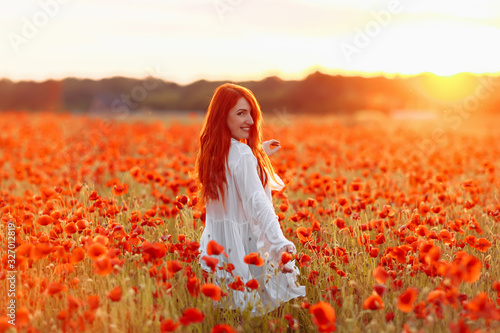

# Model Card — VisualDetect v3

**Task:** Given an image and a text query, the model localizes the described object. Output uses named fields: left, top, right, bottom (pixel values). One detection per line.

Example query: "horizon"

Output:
left=2, top=0, right=500, bottom=84
left=2, top=70, right=500, bottom=86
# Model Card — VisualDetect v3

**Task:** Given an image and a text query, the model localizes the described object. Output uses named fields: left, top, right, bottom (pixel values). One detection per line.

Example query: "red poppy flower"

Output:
left=349, top=182, right=362, bottom=191
left=374, top=233, right=385, bottom=245
left=372, top=266, right=389, bottom=284
left=37, top=214, right=55, bottom=226
left=141, top=242, right=167, bottom=261
left=207, top=240, right=226, bottom=256
left=284, top=314, right=299, bottom=330
left=464, top=235, right=477, bottom=247
left=459, top=254, right=482, bottom=283
left=93, top=256, right=113, bottom=276
left=228, top=276, right=245, bottom=292
left=363, top=294, right=384, bottom=310
left=309, top=301, right=336, bottom=332
left=420, top=243, right=441, bottom=265
left=463, top=292, right=500, bottom=321
left=474, top=238, right=492, bottom=252
left=306, top=198, right=317, bottom=208
left=15, top=306, right=29, bottom=327
left=57, top=310, right=67, bottom=321
left=296, top=227, right=313, bottom=243
left=166, top=260, right=183, bottom=275
left=334, top=218, right=346, bottom=229
left=30, top=242, right=53, bottom=260
left=244, top=253, right=264, bottom=267
left=201, top=283, right=222, bottom=301
left=246, top=279, right=259, bottom=291
left=449, top=319, right=469, bottom=333
left=397, top=288, right=419, bottom=313
left=67, top=295, right=82, bottom=312
left=87, top=295, right=99, bottom=310
left=279, top=203, right=289, bottom=212
left=160, top=319, right=180, bottom=332
left=439, top=229, right=454, bottom=243
left=199, top=256, right=217, bottom=273
left=187, top=277, right=200, bottom=297
left=492, top=281, right=500, bottom=295
left=413, top=301, right=427, bottom=319
left=64, top=222, right=78, bottom=234
left=211, top=324, right=236, bottom=333
left=373, top=284, right=387, bottom=296
left=281, top=252, right=293, bottom=264
left=107, top=286, right=122, bottom=302
left=88, top=190, right=100, bottom=201
left=179, top=308, right=204, bottom=326
left=69, top=247, right=85, bottom=264
left=46, top=282, right=67, bottom=296
left=415, top=225, right=430, bottom=237
left=112, top=183, right=129, bottom=196
left=298, top=254, right=312, bottom=267
left=87, top=243, right=107, bottom=260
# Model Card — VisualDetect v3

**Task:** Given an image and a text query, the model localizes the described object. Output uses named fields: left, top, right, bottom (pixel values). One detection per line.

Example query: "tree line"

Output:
left=0, top=72, right=498, bottom=114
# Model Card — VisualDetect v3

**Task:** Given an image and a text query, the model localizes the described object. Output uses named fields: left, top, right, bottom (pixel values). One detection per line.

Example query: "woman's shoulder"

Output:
left=230, top=138, right=253, bottom=156
left=229, top=139, right=255, bottom=168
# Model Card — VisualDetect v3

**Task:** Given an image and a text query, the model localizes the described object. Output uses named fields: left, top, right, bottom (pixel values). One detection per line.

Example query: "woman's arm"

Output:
left=233, top=151, right=295, bottom=264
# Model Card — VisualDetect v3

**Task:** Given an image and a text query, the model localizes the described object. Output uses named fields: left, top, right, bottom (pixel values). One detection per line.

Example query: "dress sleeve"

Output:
left=233, top=152, right=295, bottom=262
left=265, top=167, right=285, bottom=192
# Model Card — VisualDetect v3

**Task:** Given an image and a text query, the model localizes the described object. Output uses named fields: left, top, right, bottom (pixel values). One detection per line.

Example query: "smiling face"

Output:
left=226, top=96, right=254, bottom=140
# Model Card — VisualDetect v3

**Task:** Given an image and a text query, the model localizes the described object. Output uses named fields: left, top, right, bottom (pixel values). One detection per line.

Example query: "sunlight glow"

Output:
left=1, top=0, right=499, bottom=82
left=417, top=73, right=480, bottom=102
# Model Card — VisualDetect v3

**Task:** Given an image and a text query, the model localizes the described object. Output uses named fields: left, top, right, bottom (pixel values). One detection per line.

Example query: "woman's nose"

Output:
left=246, top=115, right=254, bottom=125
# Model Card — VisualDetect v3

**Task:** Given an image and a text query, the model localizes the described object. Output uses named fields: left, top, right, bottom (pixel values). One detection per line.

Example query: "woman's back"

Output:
left=199, top=138, right=305, bottom=315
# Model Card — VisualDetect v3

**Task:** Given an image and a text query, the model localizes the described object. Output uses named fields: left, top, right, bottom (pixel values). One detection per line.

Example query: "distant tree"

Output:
left=0, top=72, right=497, bottom=115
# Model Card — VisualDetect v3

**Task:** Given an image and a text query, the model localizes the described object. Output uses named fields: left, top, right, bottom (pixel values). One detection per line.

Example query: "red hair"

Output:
left=191, top=83, right=281, bottom=211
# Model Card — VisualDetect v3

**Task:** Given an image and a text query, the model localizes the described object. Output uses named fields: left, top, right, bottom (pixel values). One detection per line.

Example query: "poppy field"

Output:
left=1, top=110, right=499, bottom=333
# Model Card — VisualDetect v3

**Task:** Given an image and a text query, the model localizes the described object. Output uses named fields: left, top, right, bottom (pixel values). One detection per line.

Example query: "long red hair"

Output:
left=191, top=83, right=281, bottom=211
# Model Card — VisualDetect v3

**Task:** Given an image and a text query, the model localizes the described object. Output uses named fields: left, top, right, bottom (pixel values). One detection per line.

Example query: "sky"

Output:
left=1, top=0, right=500, bottom=84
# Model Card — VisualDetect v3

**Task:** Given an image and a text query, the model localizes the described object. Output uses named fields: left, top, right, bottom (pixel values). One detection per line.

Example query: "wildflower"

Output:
left=363, top=293, right=384, bottom=310
left=160, top=319, right=180, bottom=332
left=201, top=284, right=222, bottom=301
left=309, top=301, right=336, bottom=332
left=107, top=286, right=122, bottom=302
left=397, top=288, right=419, bottom=313
left=179, top=308, right=204, bottom=326
left=373, top=266, right=389, bottom=284
left=243, top=253, right=264, bottom=266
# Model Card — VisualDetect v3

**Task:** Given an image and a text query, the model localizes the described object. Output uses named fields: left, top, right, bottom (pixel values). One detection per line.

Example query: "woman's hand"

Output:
left=278, top=244, right=295, bottom=274
left=262, top=140, right=281, bottom=157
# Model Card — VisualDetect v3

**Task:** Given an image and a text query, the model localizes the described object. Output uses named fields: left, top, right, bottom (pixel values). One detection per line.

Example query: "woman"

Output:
left=192, top=83, right=306, bottom=316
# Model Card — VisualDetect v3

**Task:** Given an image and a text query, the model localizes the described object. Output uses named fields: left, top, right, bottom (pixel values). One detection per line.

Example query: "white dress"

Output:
left=199, top=138, right=306, bottom=315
